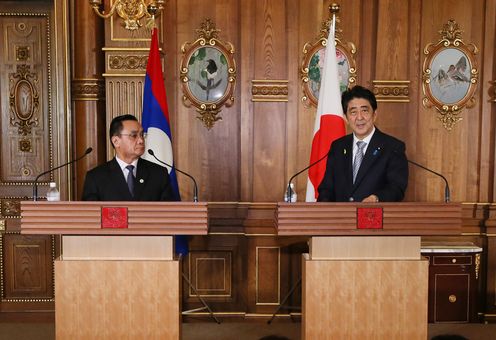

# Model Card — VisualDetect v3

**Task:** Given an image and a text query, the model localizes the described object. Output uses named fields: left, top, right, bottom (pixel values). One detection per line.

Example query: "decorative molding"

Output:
left=372, top=80, right=410, bottom=103
left=255, top=246, right=280, bottom=306
left=71, top=79, right=106, bottom=100
left=251, top=80, right=288, bottom=102
left=1, top=199, right=21, bottom=217
left=9, top=64, right=40, bottom=136
left=108, top=55, right=148, bottom=70
left=0, top=232, right=55, bottom=302
left=16, top=46, right=30, bottom=61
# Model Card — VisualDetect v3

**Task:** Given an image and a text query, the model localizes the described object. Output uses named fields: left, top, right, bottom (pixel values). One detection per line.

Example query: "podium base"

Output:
left=55, top=259, right=180, bottom=339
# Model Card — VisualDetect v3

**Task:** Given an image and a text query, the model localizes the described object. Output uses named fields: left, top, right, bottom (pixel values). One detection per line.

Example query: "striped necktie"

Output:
left=352, top=141, right=366, bottom=183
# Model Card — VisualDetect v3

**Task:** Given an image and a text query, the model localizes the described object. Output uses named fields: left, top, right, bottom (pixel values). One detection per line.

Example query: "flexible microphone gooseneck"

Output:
left=407, top=158, right=450, bottom=203
left=286, top=150, right=331, bottom=203
left=33, top=147, right=93, bottom=201
left=393, top=150, right=450, bottom=203
left=147, top=149, right=199, bottom=202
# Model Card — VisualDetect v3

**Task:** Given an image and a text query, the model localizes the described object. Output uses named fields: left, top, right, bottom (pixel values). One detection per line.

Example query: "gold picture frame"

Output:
left=422, top=19, right=479, bottom=130
left=180, top=18, right=236, bottom=130
left=300, top=5, right=356, bottom=108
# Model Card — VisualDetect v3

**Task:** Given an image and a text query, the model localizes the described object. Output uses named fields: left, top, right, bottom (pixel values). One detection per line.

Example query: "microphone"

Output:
left=33, top=147, right=93, bottom=201
left=147, top=149, right=199, bottom=202
left=394, top=150, right=450, bottom=202
left=285, top=150, right=330, bottom=203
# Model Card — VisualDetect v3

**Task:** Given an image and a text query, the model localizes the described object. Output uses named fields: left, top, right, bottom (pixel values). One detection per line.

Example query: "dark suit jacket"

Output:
left=82, top=158, right=175, bottom=201
left=317, top=128, right=408, bottom=202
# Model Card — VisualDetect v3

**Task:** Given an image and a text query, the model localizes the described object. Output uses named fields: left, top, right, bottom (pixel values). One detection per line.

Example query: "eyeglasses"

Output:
left=119, top=132, right=145, bottom=140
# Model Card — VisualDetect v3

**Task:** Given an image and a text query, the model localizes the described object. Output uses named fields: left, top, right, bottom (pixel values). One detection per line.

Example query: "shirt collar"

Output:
left=353, top=126, right=376, bottom=146
left=115, top=156, right=138, bottom=172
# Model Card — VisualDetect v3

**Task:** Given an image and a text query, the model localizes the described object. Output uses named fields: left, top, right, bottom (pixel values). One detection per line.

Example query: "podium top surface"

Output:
left=21, top=201, right=208, bottom=235
left=276, top=202, right=462, bottom=236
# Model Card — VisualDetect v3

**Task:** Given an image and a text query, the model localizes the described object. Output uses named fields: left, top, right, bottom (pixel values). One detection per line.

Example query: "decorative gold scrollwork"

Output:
left=422, top=19, right=479, bottom=130
left=9, top=64, right=40, bottom=136
left=475, top=253, right=480, bottom=280
left=180, top=19, right=236, bottom=130
left=89, top=0, right=165, bottom=31
left=300, top=4, right=357, bottom=108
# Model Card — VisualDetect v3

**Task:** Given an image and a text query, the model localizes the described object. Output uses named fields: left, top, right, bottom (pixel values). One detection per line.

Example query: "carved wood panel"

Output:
left=1, top=233, right=54, bottom=300
left=0, top=14, right=51, bottom=187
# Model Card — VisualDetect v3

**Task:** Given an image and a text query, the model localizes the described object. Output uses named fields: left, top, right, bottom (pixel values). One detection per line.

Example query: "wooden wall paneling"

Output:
left=417, top=1, right=484, bottom=202
left=174, top=0, right=240, bottom=201
left=71, top=1, right=106, bottom=200
left=480, top=0, right=496, bottom=202
left=184, top=235, right=246, bottom=314
left=374, top=0, right=422, bottom=202
left=250, top=0, right=288, bottom=202
left=0, top=0, right=69, bottom=317
left=293, top=1, right=324, bottom=201
left=0, top=7, right=53, bottom=198
left=240, top=0, right=256, bottom=201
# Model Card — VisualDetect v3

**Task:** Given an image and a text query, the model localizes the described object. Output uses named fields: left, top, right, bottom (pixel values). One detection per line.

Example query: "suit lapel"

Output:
left=109, top=158, right=133, bottom=200
left=343, top=136, right=354, bottom=192
left=352, top=129, right=384, bottom=190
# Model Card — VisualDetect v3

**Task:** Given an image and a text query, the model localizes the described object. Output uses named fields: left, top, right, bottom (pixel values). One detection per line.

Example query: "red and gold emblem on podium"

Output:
left=357, top=207, right=383, bottom=229
left=101, top=207, right=128, bottom=228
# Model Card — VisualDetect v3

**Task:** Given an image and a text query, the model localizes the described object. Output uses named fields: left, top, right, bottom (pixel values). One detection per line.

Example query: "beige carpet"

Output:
left=1, top=321, right=496, bottom=339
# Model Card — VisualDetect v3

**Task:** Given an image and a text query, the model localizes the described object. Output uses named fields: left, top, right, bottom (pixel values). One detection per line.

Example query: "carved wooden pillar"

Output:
left=71, top=2, right=106, bottom=200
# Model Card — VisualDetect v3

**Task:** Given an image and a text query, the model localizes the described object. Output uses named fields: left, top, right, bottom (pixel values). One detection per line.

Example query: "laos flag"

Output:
left=142, top=28, right=188, bottom=255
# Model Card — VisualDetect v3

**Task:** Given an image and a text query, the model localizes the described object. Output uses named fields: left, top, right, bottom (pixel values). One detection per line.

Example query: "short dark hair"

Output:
left=109, top=114, right=138, bottom=148
left=341, top=85, right=377, bottom=114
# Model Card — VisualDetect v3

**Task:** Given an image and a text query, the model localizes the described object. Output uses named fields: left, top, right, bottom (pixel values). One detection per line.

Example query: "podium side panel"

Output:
left=55, top=260, right=180, bottom=340
left=302, top=257, right=428, bottom=339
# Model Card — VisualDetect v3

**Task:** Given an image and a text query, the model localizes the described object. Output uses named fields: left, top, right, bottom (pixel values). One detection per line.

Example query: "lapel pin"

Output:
left=139, top=179, right=144, bottom=184
left=343, top=149, right=347, bottom=155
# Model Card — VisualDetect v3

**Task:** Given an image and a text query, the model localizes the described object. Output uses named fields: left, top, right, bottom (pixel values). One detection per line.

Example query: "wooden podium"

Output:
left=21, top=201, right=208, bottom=340
left=276, top=202, right=462, bottom=340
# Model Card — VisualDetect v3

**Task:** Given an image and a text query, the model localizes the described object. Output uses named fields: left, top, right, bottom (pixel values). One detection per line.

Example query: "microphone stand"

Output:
left=147, top=149, right=199, bottom=202
left=33, top=147, right=93, bottom=201
left=286, top=151, right=330, bottom=203
left=406, top=158, right=450, bottom=203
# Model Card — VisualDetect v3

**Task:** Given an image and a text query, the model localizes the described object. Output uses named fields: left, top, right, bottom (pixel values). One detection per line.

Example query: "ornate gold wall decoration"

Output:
left=422, top=19, right=479, bottom=130
left=9, top=64, right=40, bottom=136
left=71, top=79, right=106, bottom=100
left=372, top=80, right=410, bottom=102
left=300, top=4, right=357, bottom=108
left=109, top=55, right=148, bottom=70
left=251, top=80, right=288, bottom=102
left=1, top=199, right=20, bottom=217
left=180, top=18, right=236, bottom=130
left=16, top=46, right=30, bottom=61
left=89, top=0, right=165, bottom=31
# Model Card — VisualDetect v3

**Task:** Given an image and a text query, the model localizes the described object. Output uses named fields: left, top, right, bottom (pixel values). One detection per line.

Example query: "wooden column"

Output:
left=71, top=2, right=106, bottom=200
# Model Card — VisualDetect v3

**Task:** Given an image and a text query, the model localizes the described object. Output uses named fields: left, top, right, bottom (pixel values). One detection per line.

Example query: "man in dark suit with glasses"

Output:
left=82, top=114, right=175, bottom=201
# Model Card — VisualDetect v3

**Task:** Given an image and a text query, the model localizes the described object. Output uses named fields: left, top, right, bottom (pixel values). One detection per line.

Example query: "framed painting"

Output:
left=422, top=20, right=478, bottom=130
left=180, top=19, right=236, bottom=129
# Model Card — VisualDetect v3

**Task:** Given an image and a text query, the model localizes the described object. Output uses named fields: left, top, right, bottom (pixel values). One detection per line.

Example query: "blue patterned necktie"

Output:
left=353, top=141, right=366, bottom=183
left=126, top=165, right=135, bottom=196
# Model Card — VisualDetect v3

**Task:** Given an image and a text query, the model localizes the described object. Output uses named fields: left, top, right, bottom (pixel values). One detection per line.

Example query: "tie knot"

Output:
left=356, top=141, right=365, bottom=150
left=126, top=165, right=135, bottom=172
